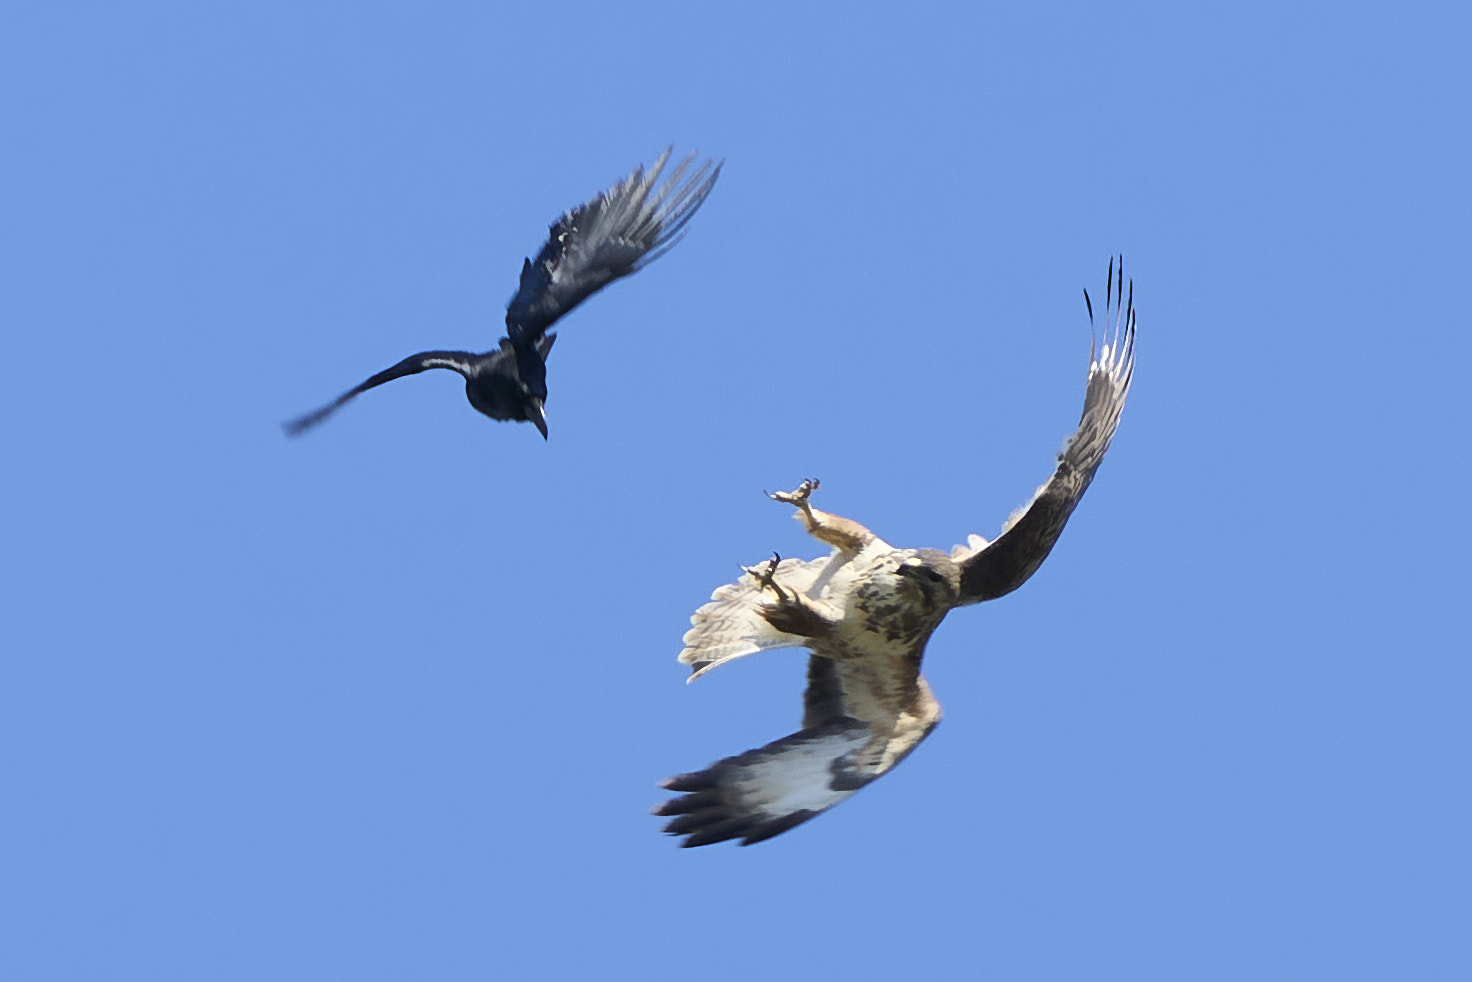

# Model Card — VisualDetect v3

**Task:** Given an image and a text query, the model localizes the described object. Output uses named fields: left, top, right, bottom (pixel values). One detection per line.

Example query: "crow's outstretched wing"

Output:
left=504, top=149, right=721, bottom=341
left=282, top=350, right=479, bottom=436
left=655, top=655, right=942, bottom=847
left=957, top=258, right=1136, bottom=604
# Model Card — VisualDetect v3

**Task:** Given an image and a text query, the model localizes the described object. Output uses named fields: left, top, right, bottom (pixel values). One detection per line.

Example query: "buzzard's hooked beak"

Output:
left=527, top=399, right=548, bottom=439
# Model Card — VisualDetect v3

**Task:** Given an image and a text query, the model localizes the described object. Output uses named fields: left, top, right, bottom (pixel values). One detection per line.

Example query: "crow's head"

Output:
left=465, top=334, right=555, bottom=438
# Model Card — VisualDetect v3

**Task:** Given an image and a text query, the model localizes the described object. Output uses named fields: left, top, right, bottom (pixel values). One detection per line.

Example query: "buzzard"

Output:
left=283, top=148, right=721, bottom=439
left=655, top=259, right=1136, bottom=846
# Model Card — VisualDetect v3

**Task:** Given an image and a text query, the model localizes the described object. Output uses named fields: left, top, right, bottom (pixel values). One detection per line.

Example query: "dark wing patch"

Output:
left=653, top=718, right=873, bottom=847
left=958, top=257, right=1135, bottom=604
left=504, top=149, right=721, bottom=341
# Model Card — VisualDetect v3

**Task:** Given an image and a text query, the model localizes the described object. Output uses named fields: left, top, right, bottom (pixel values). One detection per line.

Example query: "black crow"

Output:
left=655, top=260, right=1136, bottom=846
left=284, top=149, right=721, bottom=439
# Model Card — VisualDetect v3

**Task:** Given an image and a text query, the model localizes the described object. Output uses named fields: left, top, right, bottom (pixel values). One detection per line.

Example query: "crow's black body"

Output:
left=284, top=149, right=720, bottom=439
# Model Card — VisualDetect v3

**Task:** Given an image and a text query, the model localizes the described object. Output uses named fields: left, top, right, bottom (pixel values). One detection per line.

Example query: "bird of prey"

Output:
left=654, top=259, right=1137, bottom=847
left=283, top=149, right=721, bottom=439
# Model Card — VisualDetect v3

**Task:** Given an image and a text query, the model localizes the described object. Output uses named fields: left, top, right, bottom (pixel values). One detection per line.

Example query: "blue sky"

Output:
left=3, top=1, right=1469, bottom=978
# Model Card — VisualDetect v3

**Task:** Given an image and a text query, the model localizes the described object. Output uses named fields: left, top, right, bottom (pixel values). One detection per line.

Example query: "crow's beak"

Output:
left=528, top=399, right=548, bottom=440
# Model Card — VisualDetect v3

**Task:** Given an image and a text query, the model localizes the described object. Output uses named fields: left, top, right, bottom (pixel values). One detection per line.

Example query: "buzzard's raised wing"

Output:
left=504, top=149, right=721, bottom=342
left=957, top=258, right=1136, bottom=604
left=655, top=653, right=943, bottom=847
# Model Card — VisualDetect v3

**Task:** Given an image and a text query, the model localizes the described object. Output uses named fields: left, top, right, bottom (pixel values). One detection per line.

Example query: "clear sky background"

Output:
left=3, top=1, right=1469, bottom=978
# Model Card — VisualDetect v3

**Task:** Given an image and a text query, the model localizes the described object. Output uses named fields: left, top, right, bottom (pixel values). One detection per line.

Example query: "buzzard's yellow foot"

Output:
left=742, top=552, right=790, bottom=603
left=766, top=478, right=819, bottom=508
left=744, top=553, right=832, bottom=638
left=766, top=478, right=820, bottom=525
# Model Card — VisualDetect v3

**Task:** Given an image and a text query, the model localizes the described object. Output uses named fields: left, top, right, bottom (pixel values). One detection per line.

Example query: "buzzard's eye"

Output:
left=899, top=559, right=943, bottom=583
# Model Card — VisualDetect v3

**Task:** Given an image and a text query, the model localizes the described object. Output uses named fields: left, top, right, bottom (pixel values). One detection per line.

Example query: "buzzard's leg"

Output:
left=745, top=553, right=837, bottom=639
left=767, top=479, right=875, bottom=554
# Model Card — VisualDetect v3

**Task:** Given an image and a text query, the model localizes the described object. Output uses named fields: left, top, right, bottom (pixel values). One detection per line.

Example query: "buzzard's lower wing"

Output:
left=957, top=258, right=1135, bottom=603
left=505, top=148, right=721, bottom=340
left=655, top=655, right=942, bottom=847
left=282, top=350, right=479, bottom=436
left=678, top=555, right=830, bottom=681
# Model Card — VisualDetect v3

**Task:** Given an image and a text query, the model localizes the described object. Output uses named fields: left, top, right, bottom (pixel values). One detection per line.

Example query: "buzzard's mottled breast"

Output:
left=820, top=548, right=961, bottom=659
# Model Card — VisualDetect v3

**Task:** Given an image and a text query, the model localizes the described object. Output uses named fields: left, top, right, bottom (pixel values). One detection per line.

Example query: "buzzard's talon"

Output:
left=743, top=552, right=789, bottom=602
left=765, top=478, right=819, bottom=507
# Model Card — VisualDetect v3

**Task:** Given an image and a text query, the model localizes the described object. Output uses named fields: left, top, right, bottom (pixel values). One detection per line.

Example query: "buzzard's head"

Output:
left=894, top=551, right=962, bottom=613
